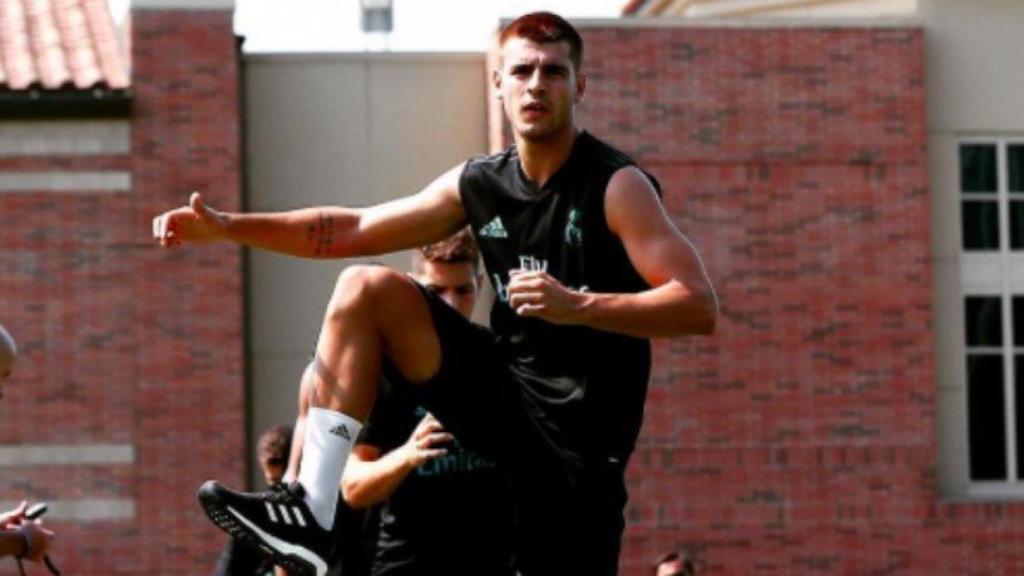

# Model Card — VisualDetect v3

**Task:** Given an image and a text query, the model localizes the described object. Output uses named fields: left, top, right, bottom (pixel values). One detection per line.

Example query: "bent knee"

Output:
left=330, top=265, right=410, bottom=314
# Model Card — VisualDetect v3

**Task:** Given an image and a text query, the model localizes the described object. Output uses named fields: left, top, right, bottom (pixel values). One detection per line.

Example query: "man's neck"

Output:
left=515, top=125, right=579, bottom=189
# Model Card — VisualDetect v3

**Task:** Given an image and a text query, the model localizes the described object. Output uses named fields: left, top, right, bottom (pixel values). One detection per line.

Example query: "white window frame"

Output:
left=957, top=138, right=1024, bottom=498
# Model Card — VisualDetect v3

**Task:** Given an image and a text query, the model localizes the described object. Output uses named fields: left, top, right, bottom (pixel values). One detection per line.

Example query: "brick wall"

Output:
left=0, top=10, right=243, bottom=574
left=555, top=24, right=1024, bottom=576
left=491, top=24, right=1021, bottom=574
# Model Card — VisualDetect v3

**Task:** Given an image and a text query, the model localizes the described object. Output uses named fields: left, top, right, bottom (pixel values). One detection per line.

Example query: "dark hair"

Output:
left=499, top=12, right=583, bottom=71
left=418, top=227, right=479, bottom=266
left=257, top=424, right=293, bottom=467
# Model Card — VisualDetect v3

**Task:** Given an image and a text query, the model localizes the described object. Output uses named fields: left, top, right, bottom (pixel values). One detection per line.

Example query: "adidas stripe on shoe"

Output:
left=198, top=480, right=333, bottom=576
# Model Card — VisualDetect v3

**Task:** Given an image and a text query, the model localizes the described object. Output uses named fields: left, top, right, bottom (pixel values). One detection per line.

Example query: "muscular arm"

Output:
left=341, top=414, right=451, bottom=509
left=340, top=444, right=407, bottom=509
left=154, top=164, right=467, bottom=259
left=509, top=166, right=717, bottom=338
left=581, top=166, right=718, bottom=337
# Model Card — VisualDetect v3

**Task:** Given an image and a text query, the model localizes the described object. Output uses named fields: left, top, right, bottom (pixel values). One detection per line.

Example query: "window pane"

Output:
left=1016, top=296, right=1024, bottom=347
left=968, top=354, right=1007, bottom=480
left=961, top=144, right=998, bottom=193
left=1010, top=144, right=1024, bottom=193
left=966, top=296, right=1003, bottom=347
left=962, top=201, right=1000, bottom=250
left=1017, top=355, right=1024, bottom=479
left=1012, top=201, right=1024, bottom=250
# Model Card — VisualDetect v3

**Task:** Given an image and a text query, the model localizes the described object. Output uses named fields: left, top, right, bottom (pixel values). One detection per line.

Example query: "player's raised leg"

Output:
left=199, top=265, right=441, bottom=576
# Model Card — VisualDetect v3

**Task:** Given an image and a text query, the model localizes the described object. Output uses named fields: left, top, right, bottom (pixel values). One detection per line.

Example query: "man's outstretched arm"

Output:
left=152, top=164, right=466, bottom=259
left=507, top=166, right=718, bottom=338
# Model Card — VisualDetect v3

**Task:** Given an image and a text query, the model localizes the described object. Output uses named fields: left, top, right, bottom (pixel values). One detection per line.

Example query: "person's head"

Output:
left=493, top=12, right=586, bottom=143
left=0, top=323, right=17, bottom=392
left=411, top=228, right=481, bottom=319
left=257, top=424, right=293, bottom=486
left=654, top=551, right=694, bottom=576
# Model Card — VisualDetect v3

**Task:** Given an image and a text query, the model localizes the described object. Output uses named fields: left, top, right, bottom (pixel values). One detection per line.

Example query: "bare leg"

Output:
left=198, top=265, right=445, bottom=575
left=297, top=265, right=441, bottom=529
left=311, top=265, right=441, bottom=418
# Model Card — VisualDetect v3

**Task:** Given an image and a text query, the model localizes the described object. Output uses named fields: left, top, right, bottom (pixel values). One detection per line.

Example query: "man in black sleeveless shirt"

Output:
left=281, top=232, right=515, bottom=576
left=153, top=12, right=718, bottom=576
left=342, top=232, right=515, bottom=576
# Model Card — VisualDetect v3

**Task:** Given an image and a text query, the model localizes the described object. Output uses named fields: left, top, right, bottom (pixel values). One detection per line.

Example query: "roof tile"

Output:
left=0, top=0, right=129, bottom=92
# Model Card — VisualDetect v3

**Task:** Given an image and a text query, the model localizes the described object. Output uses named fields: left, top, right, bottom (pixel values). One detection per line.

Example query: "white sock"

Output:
left=297, top=407, right=362, bottom=530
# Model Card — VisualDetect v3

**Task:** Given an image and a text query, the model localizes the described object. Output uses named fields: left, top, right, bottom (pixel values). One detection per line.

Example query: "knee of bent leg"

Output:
left=328, top=265, right=403, bottom=317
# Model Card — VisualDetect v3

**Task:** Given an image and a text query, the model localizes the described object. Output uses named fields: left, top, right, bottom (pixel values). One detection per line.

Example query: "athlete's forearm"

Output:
left=340, top=449, right=416, bottom=509
left=575, top=279, right=717, bottom=338
left=222, top=207, right=364, bottom=259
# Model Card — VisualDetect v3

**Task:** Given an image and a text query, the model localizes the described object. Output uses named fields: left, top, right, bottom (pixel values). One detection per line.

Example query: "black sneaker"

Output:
left=198, top=480, right=332, bottom=576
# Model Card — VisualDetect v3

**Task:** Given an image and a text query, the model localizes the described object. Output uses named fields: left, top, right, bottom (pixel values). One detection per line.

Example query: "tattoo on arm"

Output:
left=307, top=212, right=334, bottom=256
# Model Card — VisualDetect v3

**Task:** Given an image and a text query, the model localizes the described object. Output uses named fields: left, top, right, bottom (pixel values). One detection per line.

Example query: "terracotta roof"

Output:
left=621, top=0, right=651, bottom=15
left=0, top=0, right=129, bottom=91
left=622, top=0, right=688, bottom=16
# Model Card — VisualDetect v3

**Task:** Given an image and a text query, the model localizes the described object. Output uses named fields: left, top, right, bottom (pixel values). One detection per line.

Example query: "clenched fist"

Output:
left=152, top=192, right=228, bottom=247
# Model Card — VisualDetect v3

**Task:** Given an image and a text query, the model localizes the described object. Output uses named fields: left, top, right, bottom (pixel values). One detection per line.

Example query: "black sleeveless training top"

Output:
left=459, top=130, right=660, bottom=464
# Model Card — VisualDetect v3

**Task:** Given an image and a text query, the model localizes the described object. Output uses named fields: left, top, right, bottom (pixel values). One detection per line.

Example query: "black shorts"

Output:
left=383, top=283, right=628, bottom=576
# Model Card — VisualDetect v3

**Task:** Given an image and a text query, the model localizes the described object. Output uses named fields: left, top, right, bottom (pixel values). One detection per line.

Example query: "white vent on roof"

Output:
left=360, top=0, right=392, bottom=33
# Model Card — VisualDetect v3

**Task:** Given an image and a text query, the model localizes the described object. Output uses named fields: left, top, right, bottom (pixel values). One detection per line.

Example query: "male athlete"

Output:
left=282, top=231, right=515, bottom=575
left=152, top=12, right=717, bottom=576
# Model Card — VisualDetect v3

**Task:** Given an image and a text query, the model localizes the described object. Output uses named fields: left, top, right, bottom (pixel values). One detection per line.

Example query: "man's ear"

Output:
left=492, top=68, right=503, bottom=100
left=574, top=72, right=587, bottom=104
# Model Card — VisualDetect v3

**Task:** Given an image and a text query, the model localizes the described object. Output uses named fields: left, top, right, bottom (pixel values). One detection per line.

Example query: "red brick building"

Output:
left=0, top=1, right=243, bottom=573
left=560, top=20, right=1022, bottom=576
left=561, top=25, right=935, bottom=574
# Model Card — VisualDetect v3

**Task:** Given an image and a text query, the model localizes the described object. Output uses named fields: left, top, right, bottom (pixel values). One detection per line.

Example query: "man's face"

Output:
left=495, top=37, right=584, bottom=142
left=413, top=260, right=479, bottom=319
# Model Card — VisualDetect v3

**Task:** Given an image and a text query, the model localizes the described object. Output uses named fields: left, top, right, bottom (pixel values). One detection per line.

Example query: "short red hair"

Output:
left=499, top=12, right=583, bottom=72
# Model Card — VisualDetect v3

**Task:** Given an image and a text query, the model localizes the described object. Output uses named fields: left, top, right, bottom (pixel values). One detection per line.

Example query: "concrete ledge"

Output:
left=0, top=171, right=131, bottom=192
left=0, top=444, right=134, bottom=466
left=0, top=499, right=135, bottom=521
left=0, top=121, right=130, bottom=156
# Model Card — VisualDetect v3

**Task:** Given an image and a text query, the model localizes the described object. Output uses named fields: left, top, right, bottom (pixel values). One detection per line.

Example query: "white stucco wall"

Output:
left=924, top=0, right=1024, bottom=497
left=243, top=52, right=487, bottom=486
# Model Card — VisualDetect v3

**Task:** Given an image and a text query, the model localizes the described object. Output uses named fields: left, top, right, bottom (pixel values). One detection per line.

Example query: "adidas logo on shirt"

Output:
left=329, top=424, right=351, bottom=441
left=478, top=216, right=508, bottom=239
